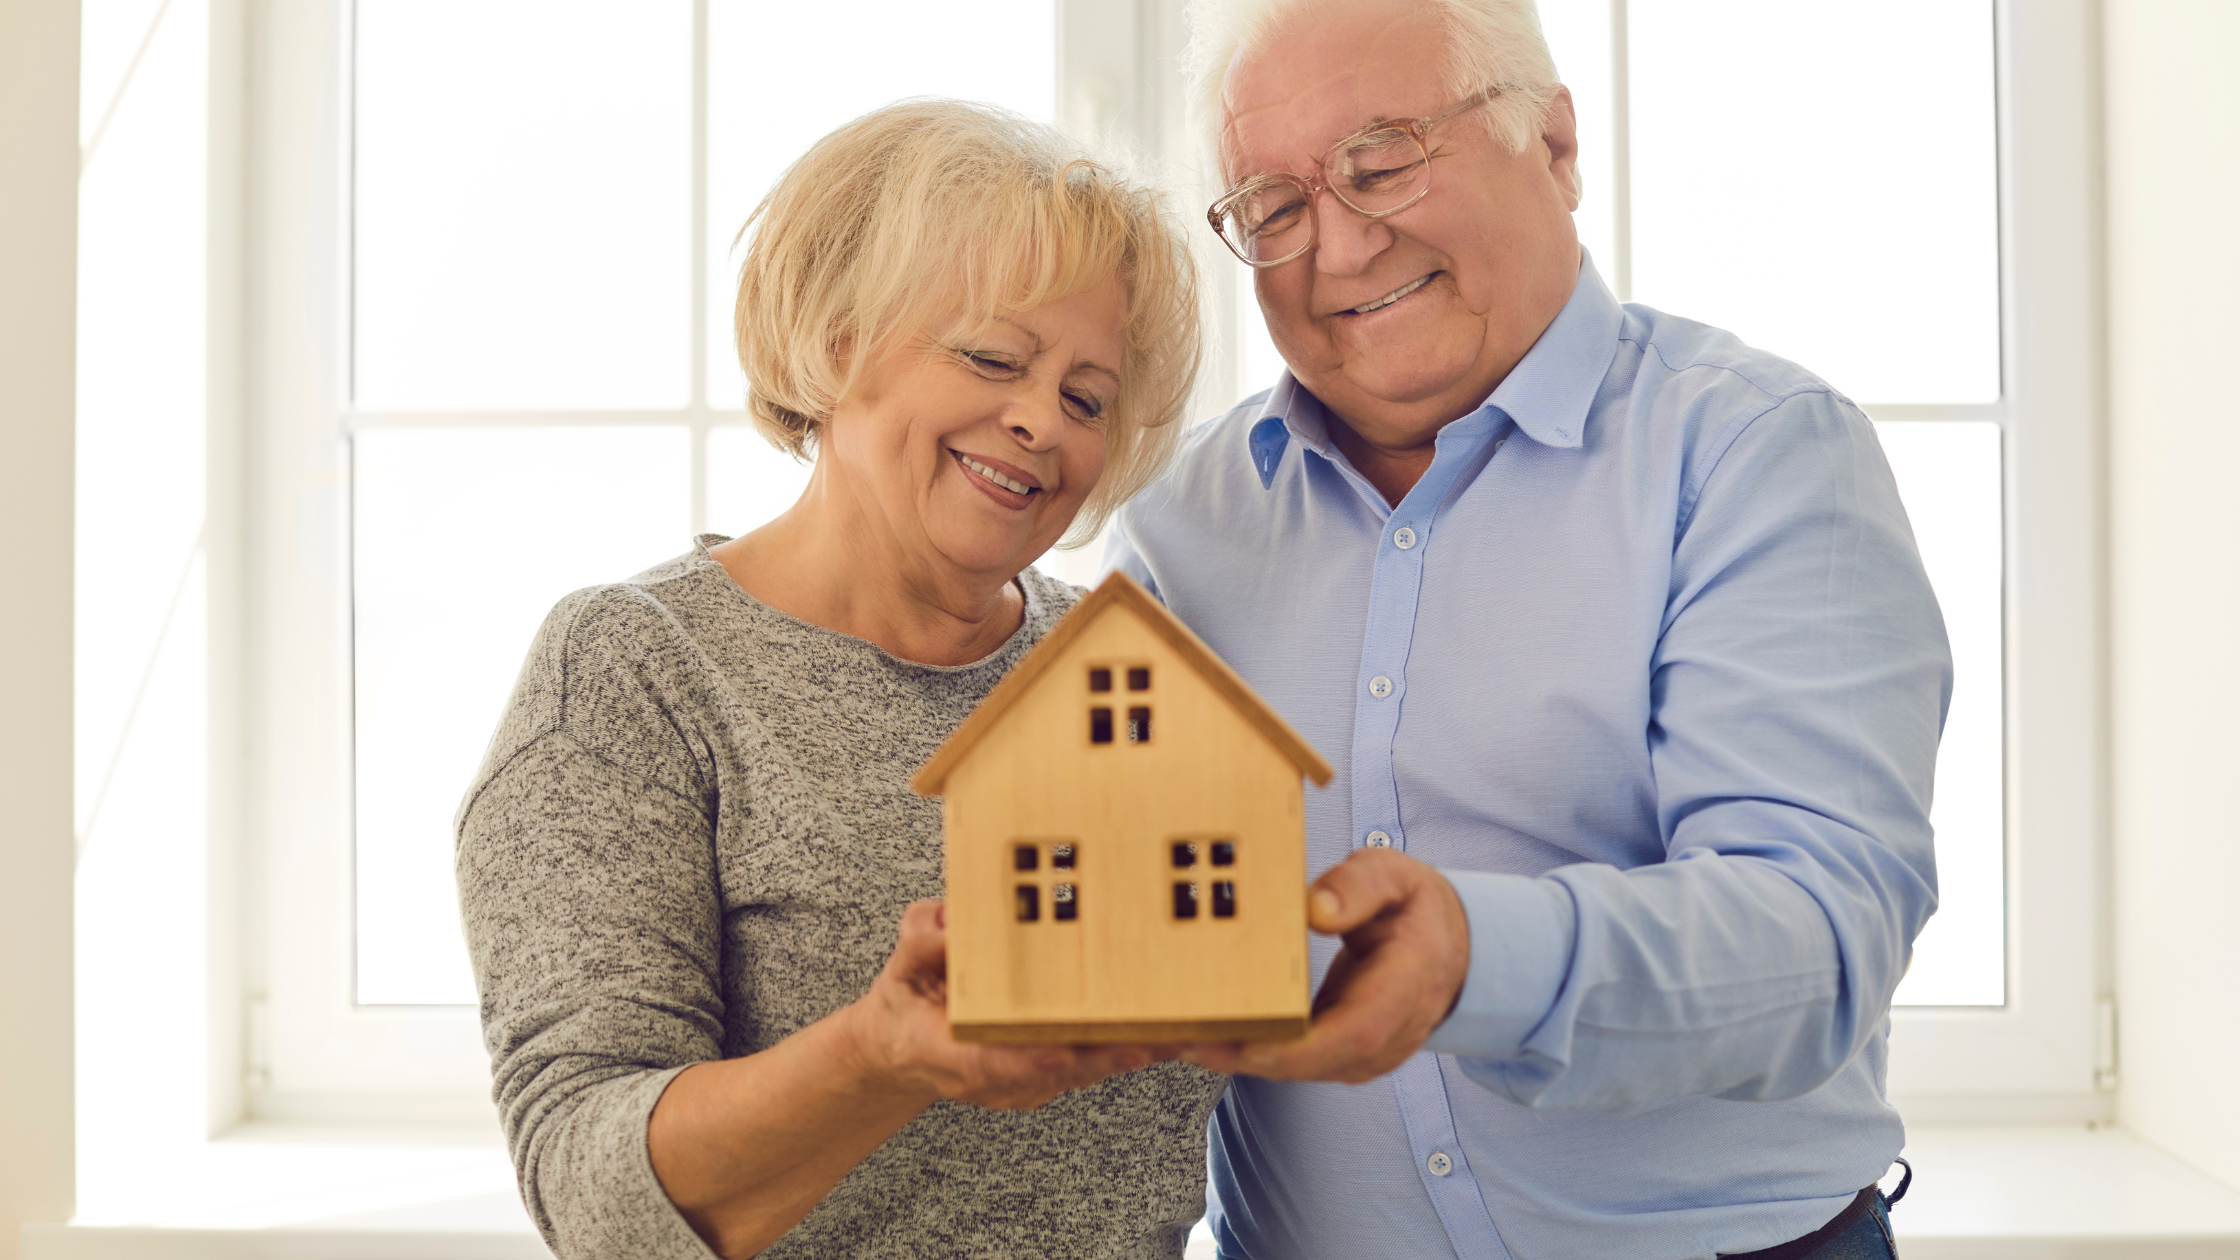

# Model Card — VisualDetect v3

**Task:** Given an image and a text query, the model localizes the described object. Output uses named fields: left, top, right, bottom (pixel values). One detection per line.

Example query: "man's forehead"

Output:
left=1219, top=0, right=1452, bottom=171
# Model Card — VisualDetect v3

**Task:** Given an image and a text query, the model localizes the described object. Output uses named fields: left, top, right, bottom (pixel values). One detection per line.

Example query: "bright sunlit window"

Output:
left=70, top=0, right=2101, bottom=1145
left=349, top=0, right=1059, bottom=1005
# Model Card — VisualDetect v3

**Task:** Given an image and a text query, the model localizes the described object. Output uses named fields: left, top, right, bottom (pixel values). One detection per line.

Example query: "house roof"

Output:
left=911, top=571, right=1334, bottom=795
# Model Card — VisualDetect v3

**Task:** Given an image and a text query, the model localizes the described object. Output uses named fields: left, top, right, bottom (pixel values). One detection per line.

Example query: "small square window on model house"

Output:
left=1089, top=667, right=1112, bottom=692
left=1172, top=881, right=1199, bottom=919
left=1127, top=706, right=1151, bottom=743
left=1212, top=880, right=1237, bottom=918
left=1127, top=667, right=1151, bottom=691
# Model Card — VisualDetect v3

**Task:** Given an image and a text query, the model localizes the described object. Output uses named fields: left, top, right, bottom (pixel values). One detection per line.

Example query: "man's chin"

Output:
left=1315, top=359, right=1485, bottom=412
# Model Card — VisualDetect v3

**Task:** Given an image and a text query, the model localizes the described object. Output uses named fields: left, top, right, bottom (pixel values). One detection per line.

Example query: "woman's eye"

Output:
left=963, top=351, right=1018, bottom=375
left=1065, top=392, right=1106, bottom=422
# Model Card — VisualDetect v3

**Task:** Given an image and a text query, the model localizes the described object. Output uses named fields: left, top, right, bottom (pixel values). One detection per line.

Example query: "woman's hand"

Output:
left=840, top=899, right=1174, bottom=1109
left=650, top=898, right=1176, bottom=1259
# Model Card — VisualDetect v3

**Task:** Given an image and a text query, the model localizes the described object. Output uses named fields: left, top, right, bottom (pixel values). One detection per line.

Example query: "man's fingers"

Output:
left=1307, top=849, right=1427, bottom=935
left=1235, top=967, right=1419, bottom=1080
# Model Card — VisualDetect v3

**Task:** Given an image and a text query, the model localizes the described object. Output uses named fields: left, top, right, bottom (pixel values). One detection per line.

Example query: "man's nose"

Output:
left=1312, top=189, right=1394, bottom=277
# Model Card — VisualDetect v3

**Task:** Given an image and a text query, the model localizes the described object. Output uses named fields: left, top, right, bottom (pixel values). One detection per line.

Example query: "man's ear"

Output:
left=1543, top=85, right=1582, bottom=213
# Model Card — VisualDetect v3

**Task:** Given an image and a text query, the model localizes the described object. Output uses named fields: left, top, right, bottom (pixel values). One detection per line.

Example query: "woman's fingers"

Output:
left=885, top=900, right=951, bottom=997
left=925, top=1039, right=1166, bottom=1109
left=864, top=899, right=1180, bottom=1107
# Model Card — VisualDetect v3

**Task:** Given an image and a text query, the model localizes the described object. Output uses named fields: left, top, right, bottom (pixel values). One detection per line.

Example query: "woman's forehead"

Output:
left=952, top=288, right=1127, bottom=379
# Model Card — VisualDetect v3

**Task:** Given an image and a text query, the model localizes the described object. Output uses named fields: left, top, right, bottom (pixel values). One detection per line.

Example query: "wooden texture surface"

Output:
left=935, top=593, right=1314, bottom=1038
left=951, top=1016, right=1311, bottom=1044
left=914, top=572, right=1332, bottom=794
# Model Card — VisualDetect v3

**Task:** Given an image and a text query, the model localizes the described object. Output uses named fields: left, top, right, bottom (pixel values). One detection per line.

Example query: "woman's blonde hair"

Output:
left=733, top=99, right=1200, bottom=546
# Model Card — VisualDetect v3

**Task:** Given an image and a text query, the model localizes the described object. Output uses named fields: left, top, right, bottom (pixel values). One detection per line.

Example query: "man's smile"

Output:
left=1343, top=272, right=1437, bottom=316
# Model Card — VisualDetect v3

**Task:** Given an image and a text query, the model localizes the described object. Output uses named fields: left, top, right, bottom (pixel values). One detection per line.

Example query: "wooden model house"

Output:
left=911, top=573, right=1333, bottom=1043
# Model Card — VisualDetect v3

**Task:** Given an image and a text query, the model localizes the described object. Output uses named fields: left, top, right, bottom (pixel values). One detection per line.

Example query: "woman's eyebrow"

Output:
left=1071, top=360, right=1122, bottom=388
left=986, top=315, right=1041, bottom=349
left=986, top=314, right=1118, bottom=385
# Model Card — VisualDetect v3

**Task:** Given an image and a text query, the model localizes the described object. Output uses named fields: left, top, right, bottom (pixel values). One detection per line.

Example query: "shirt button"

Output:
left=1369, top=675, right=1393, bottom=699
left=1392, top=526, right=1417, bottom=550
left=1366, top=831, right=1391, bottom=848
left=1428, top=1151, right=1454, bottom=1177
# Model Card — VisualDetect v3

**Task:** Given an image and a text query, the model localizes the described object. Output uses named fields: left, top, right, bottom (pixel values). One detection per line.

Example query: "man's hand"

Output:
left=1185, top=849, right=1470, bottom=1084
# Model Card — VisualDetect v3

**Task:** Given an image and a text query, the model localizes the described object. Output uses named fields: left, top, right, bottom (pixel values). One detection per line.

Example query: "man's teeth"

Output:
left=958, top=453, right=1035, bottom=495
left=1351, top=274, right=1432, bottom=314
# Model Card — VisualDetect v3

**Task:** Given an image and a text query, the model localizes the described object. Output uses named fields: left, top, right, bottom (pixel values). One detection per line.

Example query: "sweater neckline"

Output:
left=688, top=534, right=1053, bottom=676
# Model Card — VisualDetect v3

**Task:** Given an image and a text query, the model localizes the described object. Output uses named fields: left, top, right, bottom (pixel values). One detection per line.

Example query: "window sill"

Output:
left=22, top=1125, right=2240, bottom=1259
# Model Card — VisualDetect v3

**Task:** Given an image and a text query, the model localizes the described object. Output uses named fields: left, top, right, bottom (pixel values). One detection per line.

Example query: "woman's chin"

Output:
left=925, top=502, right=1072, bottom=578
left=929, top=530, right=1053, bottom=582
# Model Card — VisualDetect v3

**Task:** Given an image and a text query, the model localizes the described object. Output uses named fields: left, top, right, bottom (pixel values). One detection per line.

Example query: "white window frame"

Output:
left=1872, top=0, right=2107, bottom=1120
left=233, top=0, right=2105, bottom=1123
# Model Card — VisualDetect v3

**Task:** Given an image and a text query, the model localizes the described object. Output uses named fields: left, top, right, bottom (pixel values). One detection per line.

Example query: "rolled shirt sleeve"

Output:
left=1428, top=390, right=1948, bottom=1110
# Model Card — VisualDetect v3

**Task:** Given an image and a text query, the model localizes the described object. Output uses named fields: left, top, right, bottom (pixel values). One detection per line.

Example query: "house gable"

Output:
left=911, top=572, right=1333, bottom=797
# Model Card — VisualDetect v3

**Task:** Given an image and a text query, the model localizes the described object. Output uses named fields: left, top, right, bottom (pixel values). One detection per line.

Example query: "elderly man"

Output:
left=1107, top=0, right=1948, bottom=1257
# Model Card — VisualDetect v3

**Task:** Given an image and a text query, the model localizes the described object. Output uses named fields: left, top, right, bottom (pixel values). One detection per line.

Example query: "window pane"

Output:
left=1237, top=264, right=1288, bottom=400
left=1536, top=0, right=1617, bottom=279
left=353, top=427, right=690, bottom=1004
left=706, top=424, right=813, bottom=538
left=1876, top=420, right=2005, bottom=1006
left=705, top=0, right=1056, bottom=406
left=1628, top=1, right=1999, bottom=404
left=354, top=1, right=692, bottom=410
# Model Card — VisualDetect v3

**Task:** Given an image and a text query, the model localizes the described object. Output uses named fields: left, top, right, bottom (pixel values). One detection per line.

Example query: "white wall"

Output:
left=2107, top=0, right=2240, bottom=1193
left=0, top=0, right=81, bottom=1253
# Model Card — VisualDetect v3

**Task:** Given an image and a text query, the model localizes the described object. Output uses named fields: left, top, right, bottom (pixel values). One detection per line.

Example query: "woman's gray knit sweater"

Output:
left=456, top=539, right=1227, bottom=1260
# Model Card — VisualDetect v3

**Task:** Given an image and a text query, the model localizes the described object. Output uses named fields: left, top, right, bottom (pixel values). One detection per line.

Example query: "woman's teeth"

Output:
left=1351, top=273, right=1433, bottom=315
left=957, top=452, right=1035, bottom=495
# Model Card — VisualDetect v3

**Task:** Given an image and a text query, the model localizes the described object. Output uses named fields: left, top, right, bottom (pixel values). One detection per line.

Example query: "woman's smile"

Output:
left=950, top=447, right=1044, bottom=506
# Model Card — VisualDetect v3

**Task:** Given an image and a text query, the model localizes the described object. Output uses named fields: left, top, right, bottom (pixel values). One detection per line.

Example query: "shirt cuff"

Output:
left=1420, top=870, right=1575, bottom=1060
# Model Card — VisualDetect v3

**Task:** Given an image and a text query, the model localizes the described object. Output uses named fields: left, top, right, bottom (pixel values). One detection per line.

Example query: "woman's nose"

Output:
left=1006, top=393, right=1068, bottom=451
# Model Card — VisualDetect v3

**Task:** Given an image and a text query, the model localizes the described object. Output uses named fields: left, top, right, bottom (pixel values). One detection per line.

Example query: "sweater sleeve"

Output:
left=456, top=587, right=727, bottom=1260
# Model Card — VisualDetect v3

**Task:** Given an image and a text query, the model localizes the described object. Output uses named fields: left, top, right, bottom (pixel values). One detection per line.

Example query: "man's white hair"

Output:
left=1182, top=0, right=1563, bottom=168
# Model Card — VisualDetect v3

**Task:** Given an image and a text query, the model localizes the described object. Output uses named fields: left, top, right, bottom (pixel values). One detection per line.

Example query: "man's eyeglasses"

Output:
left=1207, top=87, right=1504, bottom=268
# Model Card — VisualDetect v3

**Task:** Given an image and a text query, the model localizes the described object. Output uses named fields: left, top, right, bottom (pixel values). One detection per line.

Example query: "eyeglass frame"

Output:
left=1206, top=85, right=1507, bottom=269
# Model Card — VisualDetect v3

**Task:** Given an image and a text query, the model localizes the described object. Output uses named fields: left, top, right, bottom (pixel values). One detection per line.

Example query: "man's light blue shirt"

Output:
left=1107, top=256, right=1949, bottom=1260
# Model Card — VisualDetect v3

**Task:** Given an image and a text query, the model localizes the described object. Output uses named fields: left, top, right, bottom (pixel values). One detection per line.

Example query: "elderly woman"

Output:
left=455, top=101, right=1219, bottom=1260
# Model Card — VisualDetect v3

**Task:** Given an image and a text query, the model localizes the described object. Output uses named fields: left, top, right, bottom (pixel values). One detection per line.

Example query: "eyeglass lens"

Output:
left=1217, top=128, right=1431, bottom=264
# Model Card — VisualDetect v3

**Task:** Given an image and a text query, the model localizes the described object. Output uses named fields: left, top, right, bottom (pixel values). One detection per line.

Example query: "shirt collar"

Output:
left=1246, top=251, right=1622, bottom=489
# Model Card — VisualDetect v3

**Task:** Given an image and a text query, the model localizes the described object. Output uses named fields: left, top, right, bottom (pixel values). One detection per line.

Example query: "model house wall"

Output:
left=915, top=574, right=1332, bottom=1042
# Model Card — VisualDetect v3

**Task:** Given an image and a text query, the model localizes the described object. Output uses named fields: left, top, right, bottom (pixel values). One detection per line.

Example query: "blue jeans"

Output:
left=1791, top=1192, right=1898, bottom=1259
left=1214, top=1192, right=1900, bottom=1260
